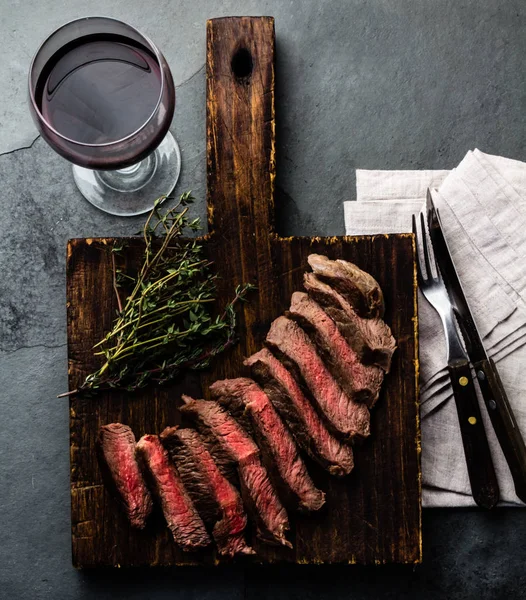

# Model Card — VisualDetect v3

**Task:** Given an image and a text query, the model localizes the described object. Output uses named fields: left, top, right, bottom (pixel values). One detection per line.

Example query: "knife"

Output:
left=427, top=189, right=526, bottom=503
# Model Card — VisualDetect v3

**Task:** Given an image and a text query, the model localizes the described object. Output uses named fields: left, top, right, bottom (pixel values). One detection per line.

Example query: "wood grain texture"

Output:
left=67, top=17, right=421, bottom=568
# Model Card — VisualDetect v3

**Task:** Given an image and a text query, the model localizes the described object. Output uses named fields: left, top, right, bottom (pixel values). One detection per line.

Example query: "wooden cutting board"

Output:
left=67, top=16, right=421, bottom=568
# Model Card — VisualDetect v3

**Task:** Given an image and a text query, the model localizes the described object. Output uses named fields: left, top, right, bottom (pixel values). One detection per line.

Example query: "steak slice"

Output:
left=160, top=426, right=254, bottom=557
left=304, top=272, right=396, bottom=372
left=307, top=254, right=385, bottom=318
left=136, top=434, right=210, bottom=551
left=210, top=378, right=325, bottom=512
left=288, top=292, right=384, bottom=407
left=266, top=316, right=370, bottom=440
left=245, top=349, right=354, bottom=477
left=180, top=396, right=291, bottom=548
left=97, top=423, right=153, bottom=529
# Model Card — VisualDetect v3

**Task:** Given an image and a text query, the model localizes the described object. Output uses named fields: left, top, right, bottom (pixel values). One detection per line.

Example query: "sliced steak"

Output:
left=180, top=396, right=291, bottom=548
left=160, top=426, right=254, bottom=557
left=288, top=292, right=384, bottom=407
left=245, top=349, right=354, bottom=477
left=307, top=254, right=385, bottom=318
left=136, top=434, right=210, bottom=551
left=266, top=316, right=370, bottom=440
left=304, top=272, right=396, bottom=372
left=210, top=378, right=325, bottom=512
left=97, top=423, right=153, bottom=529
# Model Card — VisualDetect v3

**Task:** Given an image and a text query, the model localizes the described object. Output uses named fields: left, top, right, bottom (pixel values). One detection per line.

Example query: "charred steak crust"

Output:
left=207, top=385, right=297, bottom=512
left=265, top=316, right=371, bottom=440
left=288, top=292, right=384, bottom=407
left=180, top=396, right=292, bottom=548
left=179, top=405, right=238, bottom=484
left=307, top=254, right=385, bottom=318
left=210, top=378, right=325, bottom=512
left=237, top=454, right=292, bottom=548
left=245, top=349, right=354, bottom=477
left=303, top=272, right=396, bottom=372
left=160, top=426, right=254, bottom=557
left=136, top=434, right=210, bottom=551
left=97, top=423, right=153, bottom=529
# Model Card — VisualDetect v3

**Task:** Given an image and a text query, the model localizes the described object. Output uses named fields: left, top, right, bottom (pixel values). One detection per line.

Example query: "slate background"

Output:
left=1, top=1, right=525, bottom=598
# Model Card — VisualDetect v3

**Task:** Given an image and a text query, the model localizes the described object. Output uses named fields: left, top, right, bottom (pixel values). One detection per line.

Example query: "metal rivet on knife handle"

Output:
left=468, top=417, right=477, bottom=425
left=488, top=399, right=497, bottom=410
left=459, top=376, right=469, bottom=386
left=477, top=370, right=486, bottom=381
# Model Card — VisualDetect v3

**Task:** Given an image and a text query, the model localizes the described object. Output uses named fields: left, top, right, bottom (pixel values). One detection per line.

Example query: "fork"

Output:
left=412, top=213, right=499, bottom=509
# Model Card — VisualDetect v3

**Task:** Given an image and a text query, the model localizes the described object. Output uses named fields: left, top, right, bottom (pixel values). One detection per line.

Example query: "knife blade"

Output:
left=427, top=189, right=526, bottom=503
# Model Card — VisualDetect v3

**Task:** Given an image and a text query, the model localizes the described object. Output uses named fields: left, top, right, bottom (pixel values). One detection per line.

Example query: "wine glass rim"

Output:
left=28, top=16, right=169, bottom=149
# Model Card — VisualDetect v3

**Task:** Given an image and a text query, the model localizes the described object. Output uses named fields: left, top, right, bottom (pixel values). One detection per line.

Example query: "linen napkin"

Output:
left=344, top=150, right=526, bottom=507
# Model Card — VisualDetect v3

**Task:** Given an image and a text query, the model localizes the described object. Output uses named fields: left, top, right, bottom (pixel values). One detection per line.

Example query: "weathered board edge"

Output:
left=66, top=232, right=417, bottom=247
left=411, top=233, right=423, bottom=564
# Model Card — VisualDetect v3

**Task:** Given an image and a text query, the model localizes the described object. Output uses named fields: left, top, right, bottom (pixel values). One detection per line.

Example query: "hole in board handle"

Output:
left=231, top=47, right=253, bottom=80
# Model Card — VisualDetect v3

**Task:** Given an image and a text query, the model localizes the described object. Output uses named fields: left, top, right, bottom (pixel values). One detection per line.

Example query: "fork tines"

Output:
left=412, top=212, right=438, bottom=285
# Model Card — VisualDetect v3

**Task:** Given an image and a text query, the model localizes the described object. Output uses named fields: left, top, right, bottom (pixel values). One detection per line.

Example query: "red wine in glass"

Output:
left=37, top=34, right=163, bottom=150
left=29, top=18, right=180, bottom=216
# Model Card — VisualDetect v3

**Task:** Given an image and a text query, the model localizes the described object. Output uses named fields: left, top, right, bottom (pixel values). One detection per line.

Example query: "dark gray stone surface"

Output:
left=1, top=1, right=525, bottom=598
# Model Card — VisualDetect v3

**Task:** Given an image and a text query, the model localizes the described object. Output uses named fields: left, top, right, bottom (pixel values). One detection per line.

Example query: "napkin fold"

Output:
left=344, top=150, right=526, bottom=507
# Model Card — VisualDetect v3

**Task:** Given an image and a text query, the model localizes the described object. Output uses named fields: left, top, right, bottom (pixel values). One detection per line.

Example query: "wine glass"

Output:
left=28, top=16, right=180, bottom=216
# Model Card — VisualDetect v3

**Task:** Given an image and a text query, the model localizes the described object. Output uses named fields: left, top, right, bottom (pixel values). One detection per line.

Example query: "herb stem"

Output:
left=91, top=298, right=215, bottom=348
left=111, top=252, right=123, bottom=314
left=95, top=327, right=193, bottom=357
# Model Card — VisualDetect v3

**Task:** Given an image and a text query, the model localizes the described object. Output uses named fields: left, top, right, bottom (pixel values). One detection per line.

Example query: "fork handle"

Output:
left=448, top=360, right=499, bottom=509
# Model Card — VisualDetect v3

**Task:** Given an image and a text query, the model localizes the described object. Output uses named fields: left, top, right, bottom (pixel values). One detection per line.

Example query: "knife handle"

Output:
left=448, top=360, right=500, bottom=509
left=473, top=358, right=526, bottom=503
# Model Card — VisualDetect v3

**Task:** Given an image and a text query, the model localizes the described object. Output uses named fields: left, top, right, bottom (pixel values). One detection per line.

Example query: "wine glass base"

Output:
left=72, top=131, right=181, bottom=217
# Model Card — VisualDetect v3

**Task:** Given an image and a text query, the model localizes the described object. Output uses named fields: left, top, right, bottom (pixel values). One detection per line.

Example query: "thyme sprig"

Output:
left=60, top=192, right=255, bottom=397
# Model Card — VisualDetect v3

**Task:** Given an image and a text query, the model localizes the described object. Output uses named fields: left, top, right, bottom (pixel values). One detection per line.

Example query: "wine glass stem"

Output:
left=118, top=163, right=143, bottom=175
left=71, top=131, right=181, bottom=217
left=96, top=154, right=157, bottom=193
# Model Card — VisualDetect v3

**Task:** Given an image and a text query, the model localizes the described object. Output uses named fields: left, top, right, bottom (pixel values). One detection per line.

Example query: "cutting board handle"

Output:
left=203, top=16, right=277, bottom=369
left=206, top=16, right=276, bottom=242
